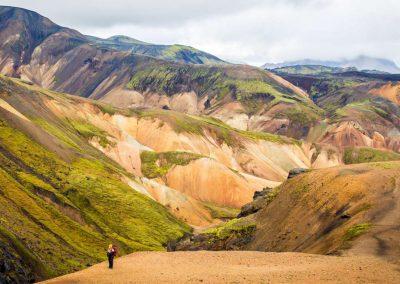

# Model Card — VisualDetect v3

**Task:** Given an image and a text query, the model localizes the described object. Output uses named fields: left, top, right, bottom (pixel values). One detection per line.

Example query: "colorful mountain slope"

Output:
left=0, top=75, right=326, bottom=281
left=174, top=161, right=400, bottom=265
left=278, top=71, right=400, bottom=152
left=0, top=76, right=190, bottom=282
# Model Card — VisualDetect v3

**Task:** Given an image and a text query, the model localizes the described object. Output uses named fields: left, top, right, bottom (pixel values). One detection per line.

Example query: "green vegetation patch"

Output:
left=203, top=216, right=256, bottom=240
left=140, top=150, right=203, bottom=179
left=131, top=109, right=298, bottom=147
left=370, top=161, right=400, bottom=170
left=202, top=202, right=241, bottom=220
left=284, top=106, right=320, bottom=125
left=275, top=65, right=345, bottom=75
left=343, top=147, right=400, bottom=164
left=67, top=119, right=114, bottom=148
left=33, top=118, right=79, bottom=149
left=95, top=103, right=117, bottom=115
left=343, top=223, right=372, bottom=242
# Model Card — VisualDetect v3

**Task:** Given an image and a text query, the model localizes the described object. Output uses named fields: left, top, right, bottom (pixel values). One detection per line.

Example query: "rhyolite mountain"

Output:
left=0, top=5, right=400, bottom=283
left=0, top=6, right=399, bottom=156
left=0, top=6, right=322, bottom=140
left=262, top=55, right=400, bottom=74
left=86, top=34, right=224, bottom=65
left=0, top=6, right=223, bottom=70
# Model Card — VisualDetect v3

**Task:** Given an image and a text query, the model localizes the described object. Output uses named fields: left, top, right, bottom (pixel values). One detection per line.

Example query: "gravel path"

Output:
left=42, top=251, right=400, bottom=283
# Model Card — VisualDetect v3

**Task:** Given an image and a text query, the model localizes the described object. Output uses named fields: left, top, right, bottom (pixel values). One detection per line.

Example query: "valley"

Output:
left=43, top=251, right=400, bottom=283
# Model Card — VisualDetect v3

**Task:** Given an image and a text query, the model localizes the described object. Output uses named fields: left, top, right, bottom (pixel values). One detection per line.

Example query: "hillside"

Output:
left=0, top=76, right=192, bottom=282
left=249, top=162, right=400, bottom=262
left=276, top=71, right=400, bottom=153
left=174, top=162, right=400, bottom=265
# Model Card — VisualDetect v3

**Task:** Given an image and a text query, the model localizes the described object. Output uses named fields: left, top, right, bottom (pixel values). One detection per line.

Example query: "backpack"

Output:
left=112, top=245, right=118, bottom=256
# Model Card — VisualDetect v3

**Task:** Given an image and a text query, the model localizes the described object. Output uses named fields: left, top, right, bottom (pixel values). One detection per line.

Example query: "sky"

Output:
left=2, top=0, right=400, bottom=66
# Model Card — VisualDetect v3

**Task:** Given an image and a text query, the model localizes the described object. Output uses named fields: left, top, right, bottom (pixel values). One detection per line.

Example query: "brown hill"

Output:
left=173, top=162, right=400, bottom=267
left=249, top=162, right=400, bottom=263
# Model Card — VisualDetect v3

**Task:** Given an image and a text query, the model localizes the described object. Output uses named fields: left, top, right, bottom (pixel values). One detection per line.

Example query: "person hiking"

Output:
left=107, top=244, right=116, bottom=269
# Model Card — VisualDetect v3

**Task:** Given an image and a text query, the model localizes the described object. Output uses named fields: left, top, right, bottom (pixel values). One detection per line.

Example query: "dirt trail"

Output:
left=42, top=251, right=400, bottom=283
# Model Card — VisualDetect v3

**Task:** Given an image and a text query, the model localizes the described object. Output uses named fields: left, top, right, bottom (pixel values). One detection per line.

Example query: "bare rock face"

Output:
left=237, top=187, right=273, bottom=218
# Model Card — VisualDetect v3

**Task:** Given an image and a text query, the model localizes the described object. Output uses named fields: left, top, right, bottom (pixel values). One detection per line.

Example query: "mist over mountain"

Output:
left=262, top=55, right=400, bottom=74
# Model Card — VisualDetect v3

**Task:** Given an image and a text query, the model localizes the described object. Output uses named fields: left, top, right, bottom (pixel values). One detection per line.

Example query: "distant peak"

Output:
left=107, top=35, right=149, bottom=45
left=263, top=55, right=400, bottom=74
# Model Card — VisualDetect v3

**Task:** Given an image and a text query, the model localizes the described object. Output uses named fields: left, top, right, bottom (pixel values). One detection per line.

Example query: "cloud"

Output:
left=2, top=0, right=399, bottom=66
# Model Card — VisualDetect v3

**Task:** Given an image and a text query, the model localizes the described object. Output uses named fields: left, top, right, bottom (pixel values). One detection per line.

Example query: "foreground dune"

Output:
left=42, top=251, right=400, bottom=283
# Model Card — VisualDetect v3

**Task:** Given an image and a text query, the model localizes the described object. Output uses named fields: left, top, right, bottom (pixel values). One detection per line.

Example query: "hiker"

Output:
left=107, top=244, right=116, bottom=269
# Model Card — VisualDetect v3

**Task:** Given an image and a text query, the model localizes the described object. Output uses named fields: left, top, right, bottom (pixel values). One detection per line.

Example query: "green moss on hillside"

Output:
left=126, top=62, right=314, bottom=116
left=283, top=106, right=320, bottom=125
left=132, top=109, right=298, bottom=147
left=0, top=118, right=189, bottom=280
left=203, top=216, right=256, bottom=239
left=343, top=223, right=372, bottom=241
left=33, top=118, right=79, bottom=149
left=67, top=119, right=113, bottom=148
left=140, top=151, right=203, bottom=179
left=202, top=202, right=240, bottom=220
left=95, top=103, right=117, bottom=115
left=343, top=147, right=400, bottom=164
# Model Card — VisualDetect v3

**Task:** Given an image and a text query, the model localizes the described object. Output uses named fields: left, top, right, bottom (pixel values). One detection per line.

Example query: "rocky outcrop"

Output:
left=0, top=242, right=35, bottom=284
left=168, top=216, right=256, bottom=251
left=237, top=187, right=274, bottom=218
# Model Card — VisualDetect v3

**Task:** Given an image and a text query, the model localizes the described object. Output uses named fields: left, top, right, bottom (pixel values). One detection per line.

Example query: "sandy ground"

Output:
left=42, top=251, right=400, bottom=284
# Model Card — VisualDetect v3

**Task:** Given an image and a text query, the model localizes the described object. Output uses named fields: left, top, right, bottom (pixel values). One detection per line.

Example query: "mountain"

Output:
left=273, top=70, right=400, bottom=153
left=0, top=5, right=223, bottom=73
left=271, top=65, right=357, bottom=75
left=0, top=6, right=399, bottom=165
left=1, top=5, right=400, bottom=283
left=5, top=65, right=399, bottom=281
left=263, top=56, right=400, bottom=74
left=0, top=6, right=323, bottom=141
left=86, top=35, right=224, bottom=65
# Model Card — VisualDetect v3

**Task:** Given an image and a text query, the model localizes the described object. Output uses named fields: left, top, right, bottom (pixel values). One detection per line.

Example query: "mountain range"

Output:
left=0, top=5, right=399, bottom=283
left=262, top=55, right=400, bottom=74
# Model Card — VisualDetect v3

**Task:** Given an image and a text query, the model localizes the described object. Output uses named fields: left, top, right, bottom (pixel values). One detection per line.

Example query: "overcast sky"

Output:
left=2, top=0, right=400, bottom=66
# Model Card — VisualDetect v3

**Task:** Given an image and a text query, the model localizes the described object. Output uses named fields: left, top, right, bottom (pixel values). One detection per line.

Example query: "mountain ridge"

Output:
left=263, top=56, right=400, bottom=74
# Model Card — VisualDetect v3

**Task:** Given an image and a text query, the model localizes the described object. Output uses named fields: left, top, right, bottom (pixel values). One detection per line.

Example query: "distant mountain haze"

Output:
left=262, top=55, right=400, bottom=74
